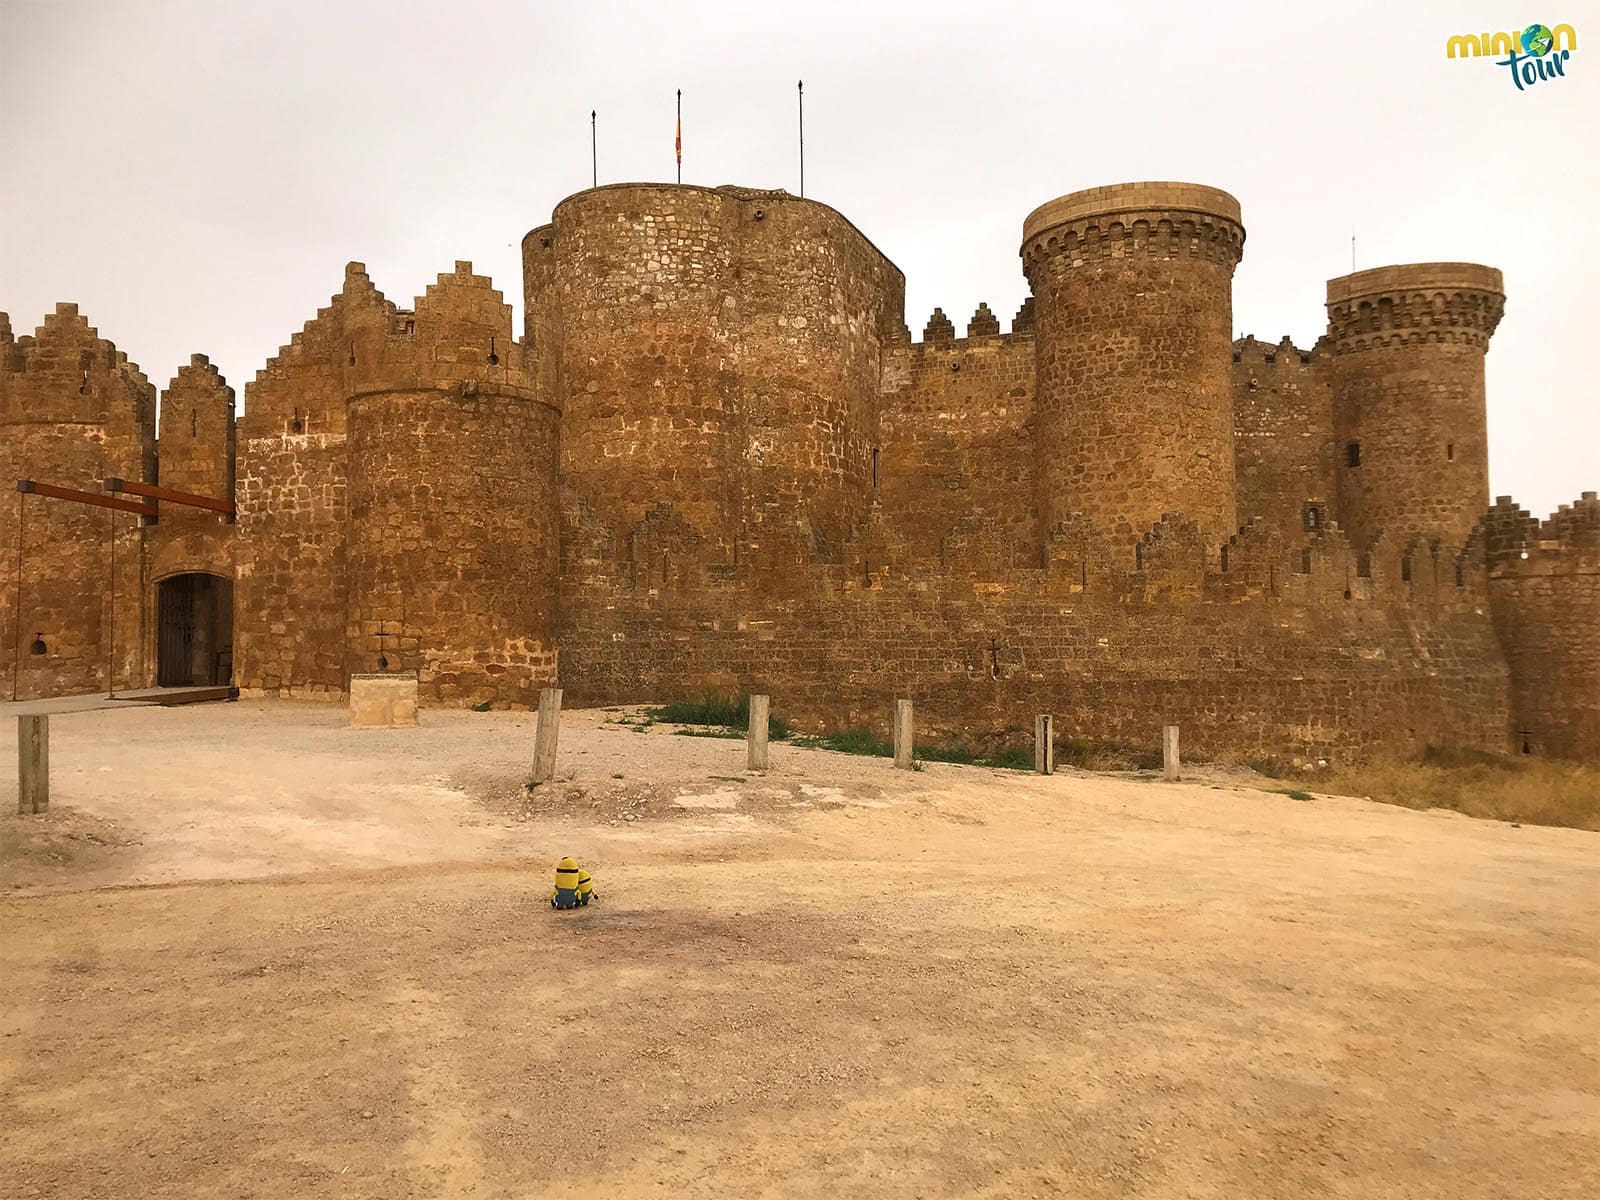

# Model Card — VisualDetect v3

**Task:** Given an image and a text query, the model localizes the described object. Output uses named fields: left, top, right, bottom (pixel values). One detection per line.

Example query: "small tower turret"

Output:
left=1323, top=263, right=1504, bottom=549
left=1021, top=182, right=1246, bottom=553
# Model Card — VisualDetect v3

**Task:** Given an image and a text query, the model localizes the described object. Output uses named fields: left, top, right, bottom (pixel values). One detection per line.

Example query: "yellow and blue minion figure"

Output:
left=576, top=868, right=595, bottom=906
left=551, top=856, right=581, bottom=910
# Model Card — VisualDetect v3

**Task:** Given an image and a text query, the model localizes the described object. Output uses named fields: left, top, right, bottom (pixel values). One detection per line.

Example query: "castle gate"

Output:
left=156, top=572, right=233, bottom=687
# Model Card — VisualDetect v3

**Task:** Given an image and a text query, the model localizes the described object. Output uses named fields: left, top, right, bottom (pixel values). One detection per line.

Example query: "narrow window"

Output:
left=1446, top=442, right=1454, bottom=461
left=871, top=447, right=880, bottom=489
left=1347, top=442, right=1361, bottom=468
left=1303, top=504, right=1322, bottom=531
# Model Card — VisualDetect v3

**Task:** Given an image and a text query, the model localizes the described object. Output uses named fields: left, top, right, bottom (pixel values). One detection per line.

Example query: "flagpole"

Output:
left=798, top=80, right=805, bottom=198
left=591, top=110, right=597, bottom=188
left=676, top=89, right=682, bottom=184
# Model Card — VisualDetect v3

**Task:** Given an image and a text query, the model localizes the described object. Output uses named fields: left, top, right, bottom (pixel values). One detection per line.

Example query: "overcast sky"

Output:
left=3, top=0, right=1594, bottom=518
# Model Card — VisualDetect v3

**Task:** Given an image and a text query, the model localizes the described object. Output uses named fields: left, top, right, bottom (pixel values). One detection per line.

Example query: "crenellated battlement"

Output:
left=164, top=352, right=231, bottom=397
left=1324, top=263, right=1505, bottom=351
left=245, top=260, right=549, bottom=442
left=1479, top=492, right=1600, bottom=568
left=904, top=301, right=1036, bottom=353
left=1021, top=182, right=1245, bottom=276
left=0, top=302, right=155, bottom=429
left=1232, top=334, right=1316, bottom=366
left=253, top=262, right=398, bottom=384
left=344, top=261, right=543, bottom=407
left=552, top=483, right=1497, bottom=616
left=0, top=302, right=154, bottom=391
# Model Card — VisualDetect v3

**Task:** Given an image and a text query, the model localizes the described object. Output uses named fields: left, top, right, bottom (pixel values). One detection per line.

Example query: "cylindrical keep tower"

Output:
left=1021, top=182, right=1245, bottom=553
left=530, top=185, right=740, bottom=557
left=524, top=183, right=904, bottom=562
left=345, top=263, right=560, bottom=706
left=1323, top=263, right=1504, bottom=550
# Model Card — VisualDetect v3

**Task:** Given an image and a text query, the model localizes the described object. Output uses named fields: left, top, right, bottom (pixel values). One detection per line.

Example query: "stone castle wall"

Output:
left=233, top=265, right=378, bottom=696
left=1479, top=494, right=1600, bottom=762
left=877, top=318, right=1036, bottom=566
left=3, top=178, right=1593, bottom=764
left=1230, top=335, right=1337, bottom=547
left=0, top=305, right=154, bottom=699
left=555, top=498, right=1511, bottom=760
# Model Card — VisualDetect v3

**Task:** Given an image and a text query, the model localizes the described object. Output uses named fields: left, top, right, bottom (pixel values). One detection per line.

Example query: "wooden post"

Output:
left=1034, top=714, right=1054, bottom=775
left=893, top=698, right=914, bottom=769
left=1163, top=723, right=1180, bottom=782
left=18, top=715, right=48, bottom=814
left=531, top=687, right=562, bottom=785
left=747, top=694, right=770, bottom=771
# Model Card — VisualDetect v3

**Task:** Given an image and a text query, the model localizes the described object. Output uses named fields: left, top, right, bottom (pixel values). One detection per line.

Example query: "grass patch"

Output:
left=916, top=743, right=1033, bottom=771
left=674, top=728, right=744, bottom=740
left=1056, top=737, right=1163, bottom=772
left=787, top=727, right=1032, bottom=770
left=469, top=700, right=493, bottom=713
left=789, top=727, right=893, bottom=757
left=1272, top=750, right=1599, bottom=831
left=646, top=694, right=795, bottom=741
left=1273, top=788, right=1315, bottom=802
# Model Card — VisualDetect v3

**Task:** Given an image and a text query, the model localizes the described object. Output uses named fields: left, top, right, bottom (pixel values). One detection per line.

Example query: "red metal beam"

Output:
left=104, top=477, right=235, bottom=516
left=17, top=479, right=156, bottom=516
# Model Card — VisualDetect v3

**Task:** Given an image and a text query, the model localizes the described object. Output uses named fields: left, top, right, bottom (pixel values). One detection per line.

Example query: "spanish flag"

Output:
left=675, top=89, right=682, bottom=173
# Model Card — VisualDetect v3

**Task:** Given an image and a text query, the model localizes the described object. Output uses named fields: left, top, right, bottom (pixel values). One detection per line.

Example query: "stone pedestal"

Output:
left=349, top=673, right=419, bottom=728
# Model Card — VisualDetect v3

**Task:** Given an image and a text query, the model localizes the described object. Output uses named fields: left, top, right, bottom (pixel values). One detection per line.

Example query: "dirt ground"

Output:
left=1, top=699, right=1596, bottom=1199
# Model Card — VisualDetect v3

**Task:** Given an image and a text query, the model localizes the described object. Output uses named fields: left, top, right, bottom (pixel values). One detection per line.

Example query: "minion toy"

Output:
left=576, top=868, right=595, bottom=906
left=551, top=856, right=581, bottom=911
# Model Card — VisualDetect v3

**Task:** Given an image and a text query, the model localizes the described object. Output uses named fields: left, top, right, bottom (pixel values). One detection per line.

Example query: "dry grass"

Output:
left=1277, top=750, right=1600, bottom=832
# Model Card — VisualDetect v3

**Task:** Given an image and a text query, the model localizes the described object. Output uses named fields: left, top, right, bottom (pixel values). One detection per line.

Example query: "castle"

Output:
left=3, top=181, right=1596, bottom=763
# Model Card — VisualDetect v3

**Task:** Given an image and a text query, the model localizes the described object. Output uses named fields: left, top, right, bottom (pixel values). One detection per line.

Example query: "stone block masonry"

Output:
left=349, top=673, right=418, bottom=728
left=1, top=178, right=1593, bottom=765
left=1022, top=183, right=1245, bottom=553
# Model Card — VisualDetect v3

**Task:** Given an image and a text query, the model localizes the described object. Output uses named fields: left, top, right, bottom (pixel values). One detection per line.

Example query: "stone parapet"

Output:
left=1325, top=262, right=1505, bottom=351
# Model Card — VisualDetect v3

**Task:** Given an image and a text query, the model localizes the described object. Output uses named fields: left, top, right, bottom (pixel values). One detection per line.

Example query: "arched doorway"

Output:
left=157, top=573, right=234, bottom=686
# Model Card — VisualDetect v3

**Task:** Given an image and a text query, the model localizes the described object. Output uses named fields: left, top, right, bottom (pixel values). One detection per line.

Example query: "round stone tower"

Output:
left=527, top=185, right=740, bottom=556
left=1021, top=182, right=1246, bottom=554
left=523, top=183, right=904, bottom=563
left=345, top=262, right=560, bottom=706
left=1323, top=263, right=1505, bottom=549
